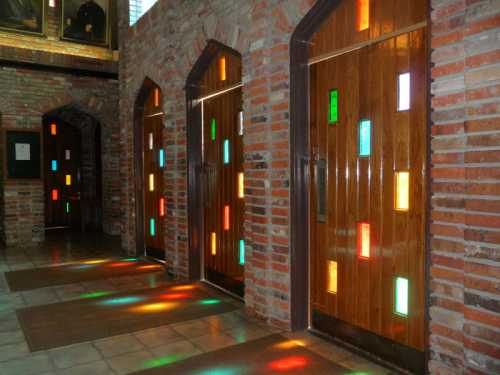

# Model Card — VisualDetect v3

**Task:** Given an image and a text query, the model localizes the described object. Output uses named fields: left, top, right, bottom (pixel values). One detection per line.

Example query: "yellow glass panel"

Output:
left=211, top=232, right=216, bottom=256
left=65, top=175, right=71, bottom=186
left=238, top=172, right=244, bottom=198
left=395, top=172, right=410, bottom=211
left=327, top=261, right=338, bottom=294
left=149, top=174, right=155, bottom=192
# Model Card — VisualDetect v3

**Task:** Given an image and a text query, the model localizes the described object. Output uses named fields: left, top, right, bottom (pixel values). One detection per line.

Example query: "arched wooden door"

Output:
left=137, top=83, right=166, bottom=260
left=308, top=1, right=428, bottom=373
left=190, top=46, right=244, bottom=297
left=44, top=118, right=82, bottom=229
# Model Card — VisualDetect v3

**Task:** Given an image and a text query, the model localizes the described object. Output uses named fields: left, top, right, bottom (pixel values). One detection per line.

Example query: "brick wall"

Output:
left=118, top=0, right=500, bottom=372
left=118, top=0, right=313, bottom=329
left=0, top=68, right=120, bottom=244
left=429, top=1, right=500, bottom=374
left=0, top=1, right=120, bottom=245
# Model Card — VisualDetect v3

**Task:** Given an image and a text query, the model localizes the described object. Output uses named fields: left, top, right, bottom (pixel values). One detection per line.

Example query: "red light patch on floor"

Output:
left=268, top=355, right=308, bottom=371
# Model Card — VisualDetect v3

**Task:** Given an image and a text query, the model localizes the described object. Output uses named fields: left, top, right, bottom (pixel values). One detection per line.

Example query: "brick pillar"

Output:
left=430, top=1, right=500, bottom=374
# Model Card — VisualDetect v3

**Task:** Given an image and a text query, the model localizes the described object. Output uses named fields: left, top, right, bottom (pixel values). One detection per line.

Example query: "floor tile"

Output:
left=0, top=341, right=30, bottom=362
left=106, top=350, right=153, bottom=375
left=49, top=342, right=102, bottom=369
left=0, top=353, right=53, bottom=375
left=189, top=332, right=238, bottom=352
left=55, top=360, right=112, bottom=375
left=171, top=319, right=217, bottom=339
left=148, top=340, right=201, bottom=365
left=0, top=329, right=25, bottom=346
left=94, top=333, right=145, bottom=358
left=134, top=325, right=183, bottom=348
left=340, top=354, right=392, bottom=374
left=226, top=323, right=272, bottom=343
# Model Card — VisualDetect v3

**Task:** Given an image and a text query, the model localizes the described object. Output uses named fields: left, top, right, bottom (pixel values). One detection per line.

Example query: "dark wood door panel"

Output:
left=44, top=119, right=81, bottom=229
left=203, top=87, right=244, bottom=296
left=142, top=88, right=165, bottom=259
left=310, top=28, right=427, bottom=352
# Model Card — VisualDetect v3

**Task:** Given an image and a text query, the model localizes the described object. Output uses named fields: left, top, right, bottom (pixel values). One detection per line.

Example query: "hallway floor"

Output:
left=0, top=232, right=397, bottom=375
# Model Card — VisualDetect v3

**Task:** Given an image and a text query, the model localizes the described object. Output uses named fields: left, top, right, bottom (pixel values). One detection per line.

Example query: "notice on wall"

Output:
left=15, top=143, right=30, bottom=161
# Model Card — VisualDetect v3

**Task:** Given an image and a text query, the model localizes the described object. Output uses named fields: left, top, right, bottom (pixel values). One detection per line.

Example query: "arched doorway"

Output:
left=134, top=79, right=166, bottom=261
left=290, top=1, right=429, bottom=373
left=43, top=107, right=102, bottom=232
left=186, top=41, right=245, bottom=298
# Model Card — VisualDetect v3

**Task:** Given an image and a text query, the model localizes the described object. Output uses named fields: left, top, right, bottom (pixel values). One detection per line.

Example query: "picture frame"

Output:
left=60, top=0, right=109, bottom=46
left=3, top=129, right=42, bottom=180
left=0, top=0, right=45, bottom=36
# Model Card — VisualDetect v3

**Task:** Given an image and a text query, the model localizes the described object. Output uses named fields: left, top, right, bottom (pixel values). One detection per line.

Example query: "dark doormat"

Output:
left=132, top=333, right=350, bottom=374
left=17, top=283, right=239, bottom=351
left=5, top=258, right=164, bottom=292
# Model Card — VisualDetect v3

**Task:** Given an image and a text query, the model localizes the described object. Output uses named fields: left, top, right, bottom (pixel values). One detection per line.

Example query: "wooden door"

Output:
left=308, top=1, right=428, bottom=372
left=44, top=119, right=81, bottom=229
left=142, top=87, right=166, bottom=260
left=203, top=87, right=244, bottom=296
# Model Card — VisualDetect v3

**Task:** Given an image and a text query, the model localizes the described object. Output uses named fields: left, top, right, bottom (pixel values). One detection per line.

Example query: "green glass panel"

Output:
left=239, top=239, right=245, bottom=265
left=329, top=89, right=338, bottom=124
left=150, top=218, right=156, bottom=237
left=211, top=118, right=216, bottom=141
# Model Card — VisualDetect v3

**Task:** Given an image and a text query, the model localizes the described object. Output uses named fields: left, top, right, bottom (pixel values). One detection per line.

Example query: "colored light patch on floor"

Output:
left=268, top=355, right=308, bottom=371
left=109, top=261, right=135, bottom=267
left=79, top=291, right=113, bottom=299
left=160, top=293, right=191, bottom=300
left=71, top=264, right=96, bottom=270
left=143, top=355, right=186, bottom=369
left=274, top=340, right=306, bottom=350
left=122, top=257, right=139, bottom=262
left=137, top=265, right=162, bottom=271
left=199, top=299, right=221, bottom=305
left=195, top=367, right=242, bottom=375
left=130, top=302, right=179, bottom=313
left=83, top=259, right=109, bottom=265
left=170, top=284, right=197, bottom=291
left=99, top=296, right=144, bottom=306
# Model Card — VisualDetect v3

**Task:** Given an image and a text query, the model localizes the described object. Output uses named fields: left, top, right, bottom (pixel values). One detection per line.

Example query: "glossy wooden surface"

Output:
left=44, top=119, right=81, bottom=229
left=142, top=88, right=165, bottom=256
left=309, top=26, right=427, bottom=351
left=309, top=0, right=427, bottom=59
left=200, top=51, right=244, bottom=296
left=198, top=50, right=242, bottom=97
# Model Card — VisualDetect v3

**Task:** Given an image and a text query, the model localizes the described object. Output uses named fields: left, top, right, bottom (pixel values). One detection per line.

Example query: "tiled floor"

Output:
left=0, top=231, right=396, bottom=375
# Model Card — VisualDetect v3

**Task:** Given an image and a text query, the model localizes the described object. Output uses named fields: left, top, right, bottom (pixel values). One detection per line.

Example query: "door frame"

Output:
left=289, top=0, right=432, bottom=370
left=133, top=78, right=162, bottom=257
left=185, top=40, right=242, bottom=281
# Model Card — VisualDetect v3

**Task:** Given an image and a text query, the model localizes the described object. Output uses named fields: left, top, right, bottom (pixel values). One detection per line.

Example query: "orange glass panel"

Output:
left=219, top=57, right=226, bottom=81
left=50, top=123, right=57, bottom=135
left=357, top=0, right=370, bottom=31
left=159, top=197, right=165, bottom=217
left=51, top=189, right=58, bottom=201
left=211, top=232, right=216, bottom=255
left=327, top=261, right=337, bottom=294
left=224, top=205, right=230, bottom=231
left=358, top=222, right=370, bottom=259
left=154, top=88, right=160, bottom=107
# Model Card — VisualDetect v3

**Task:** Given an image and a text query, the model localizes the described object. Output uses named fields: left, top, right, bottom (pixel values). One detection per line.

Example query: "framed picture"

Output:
left=4, top=130, right=42, bottom=180
left=61, top=0, right=109, bottom=46
left=0, top=0, right=45, bottom=35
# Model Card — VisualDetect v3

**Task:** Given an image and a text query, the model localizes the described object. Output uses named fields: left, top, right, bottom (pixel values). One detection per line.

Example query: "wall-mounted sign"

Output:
left=4, top=130, right=41, bottom=179
left=0, top=0, right=44, bottom=35
left=61, top=0, right=109, bottom=46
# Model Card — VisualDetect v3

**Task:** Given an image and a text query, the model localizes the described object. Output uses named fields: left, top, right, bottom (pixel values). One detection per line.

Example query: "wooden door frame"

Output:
left=185, top=40, right=242, bottom=281
left=289, top=0, right=432, bottom=370
left=133, top=78, right=161, bottom=255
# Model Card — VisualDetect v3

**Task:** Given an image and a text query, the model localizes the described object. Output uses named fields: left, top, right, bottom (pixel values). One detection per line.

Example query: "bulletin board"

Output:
left=4, top=130, right=41, bottom=179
